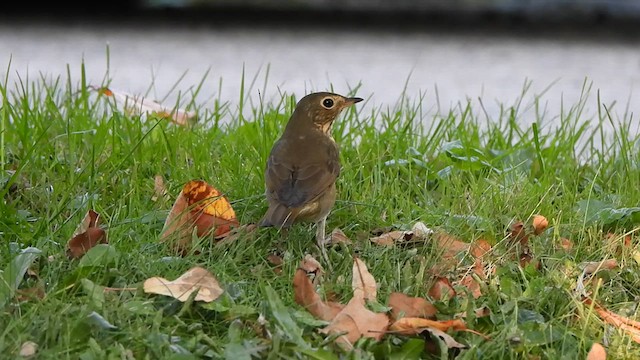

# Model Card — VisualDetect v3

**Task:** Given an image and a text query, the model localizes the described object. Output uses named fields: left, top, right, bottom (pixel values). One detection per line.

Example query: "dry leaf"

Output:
left=422, top=326, right=468, bottom=351
left=369, top=230, right=413, bottom=246
left=329, top=228, right=352, bottom=245
left=369, top=222, right=433, bottom=246
left=389, top=317, right=467, bottom=335
left=560, top=237, right=573, bottom=251
left=532, top=215, right=548, bottom=235
left=586, top=342, right=607, bottom=360
left=293, top=267, right=345, bottom=321
left=458, top=259, right=484, bottom=299
left=161, top=180, right=239, bottom=253
left=580, top=259, right=618, bottom=275
left=320, top=296, right=390, bottom=348
left=300, top=254, right=323, bottom=273
left=508, top=221, right=529, bottom=246
left=19, top=341, right=38, bottom=358
left=143, top=266, right=223, bottom=302
left=215, top=223, right=258, bottom=246
left=470, top=239, right=491, bottom=259
left=152, top=174, right=169, bottom=202
left=434, top=232, right=469, bottom=259
left=66, top=209, right=107, bottom=259
left=583, top=297, right=640, bottom=344
left=91, top=86, right=196, bottom=126
left=352, top=257, right=377, bottom=301
left=428, top=277, right=456, bottom=301
left=388, top=292, right=436, bottom=320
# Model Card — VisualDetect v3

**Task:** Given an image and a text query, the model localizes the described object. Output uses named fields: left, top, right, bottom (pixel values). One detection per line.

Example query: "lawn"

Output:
left=1, top=65, right=640, bottom=359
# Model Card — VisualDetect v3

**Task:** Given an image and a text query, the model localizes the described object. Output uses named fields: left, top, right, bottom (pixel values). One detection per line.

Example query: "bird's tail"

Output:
left=259, top=203, right=297, bottom=229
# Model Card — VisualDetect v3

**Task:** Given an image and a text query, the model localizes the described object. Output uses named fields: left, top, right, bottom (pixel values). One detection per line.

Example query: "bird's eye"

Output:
left=322, top=98, right=334, bottom=108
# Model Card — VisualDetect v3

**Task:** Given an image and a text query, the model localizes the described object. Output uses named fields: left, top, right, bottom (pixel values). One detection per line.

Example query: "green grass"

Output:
left=2, top=63, right=640, bottom=360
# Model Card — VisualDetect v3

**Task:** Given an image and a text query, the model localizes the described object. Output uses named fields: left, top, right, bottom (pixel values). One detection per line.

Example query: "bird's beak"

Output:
left=344, top=97, right=364, bottom=107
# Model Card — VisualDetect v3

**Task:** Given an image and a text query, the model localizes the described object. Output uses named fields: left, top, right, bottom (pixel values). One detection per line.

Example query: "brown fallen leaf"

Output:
left=91, top=86, right=197, bottom=126
left=320, top=295, right=390, bottom=348
left=583, top=297, right=640, bottom=344
left=352, top=257, right=377, bottom=301
left=389, top=317, right=467, bottom=335
left=161, top=180, right=239, bottom=254
left=214, top=223, right=258, bottom=247
left=428, top=277, right=456, bottom=301
left=560, top=237, right=573, bottom=251
left=532, top=215, right=549, bottom=235
left=293, top=256, right=343, bottom=321
left=580, top=259, right=618, bottom=275
left=143, top=266, right=223, bottom=302
left=15, top=284, right=46, bottom=302
left=152, top=174, right=169, bottom=202
left=66, top=209, right=107, bottom=259
left=586, top=342, right=606, bottom=360
left=470, top=239, right=491, bottom=259
left=328, top=227, right=352, bottom=245
left=508, top=221, right=529, bottom=246
left=434, top=232, right=469, bottom=259
left=457, top=259, right=484, bottom=299
left=369, top=222, right=432, bottom=246
left=388, top=292, right=436, bottom=320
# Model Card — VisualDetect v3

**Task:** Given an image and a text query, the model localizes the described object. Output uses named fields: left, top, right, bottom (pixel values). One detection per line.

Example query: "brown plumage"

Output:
left=259, top=92, right=363, bottom=250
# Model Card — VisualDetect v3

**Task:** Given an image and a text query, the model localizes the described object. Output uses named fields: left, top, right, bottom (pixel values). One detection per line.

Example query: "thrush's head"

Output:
left=288, top=92, right=363, bottom=134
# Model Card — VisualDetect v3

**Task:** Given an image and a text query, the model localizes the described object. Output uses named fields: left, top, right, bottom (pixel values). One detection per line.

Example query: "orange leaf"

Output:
left=581, top=259, right=618, bottom=275
left=389, top=317, right=467, bottom=335
left=434, top=232, right=469, bottom=259
left=161, top=180, right=238, bottom=254
left=470, top=239, right=491, bottom=259
left=458, top=259, right=484, bottom=299
left=584, top=297, right=640, bottom=343
left=329, top=227, right=352, bottom=245
left=532, top=215, right=548, bottom=235
left=388, top=292, right=436, bottom=320
left=560, top=237, right=573, bottom=251
left=428, top=277, right=456, bottom=301
left=293, top=267, right=344, bottom=321
left=66, top=209, right=107, bottom=259
left=586, top=343, right=607, bottom=360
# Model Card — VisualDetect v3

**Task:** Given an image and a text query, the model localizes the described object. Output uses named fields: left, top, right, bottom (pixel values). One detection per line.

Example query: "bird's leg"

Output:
left=316, top=216, right=331, bottom=267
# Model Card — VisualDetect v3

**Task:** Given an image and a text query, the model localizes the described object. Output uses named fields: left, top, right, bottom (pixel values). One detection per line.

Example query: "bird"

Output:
left=259, top=91, right=363, bottom=254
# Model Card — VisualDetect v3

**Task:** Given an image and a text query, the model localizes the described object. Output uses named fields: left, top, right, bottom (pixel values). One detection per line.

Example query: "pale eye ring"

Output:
left=322, top=98, right=334, bottom=108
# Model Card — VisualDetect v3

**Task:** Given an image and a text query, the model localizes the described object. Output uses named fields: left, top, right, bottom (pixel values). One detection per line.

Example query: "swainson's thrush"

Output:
left=259, top=92, right=363, bottom=252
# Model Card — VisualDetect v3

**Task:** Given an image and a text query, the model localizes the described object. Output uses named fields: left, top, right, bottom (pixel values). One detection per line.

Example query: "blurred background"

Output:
left=1, top=0, right=640, bottom=125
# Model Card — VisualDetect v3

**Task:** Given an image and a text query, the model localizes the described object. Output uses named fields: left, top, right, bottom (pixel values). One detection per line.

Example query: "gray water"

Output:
left=2, top=21, right=640, bottom=129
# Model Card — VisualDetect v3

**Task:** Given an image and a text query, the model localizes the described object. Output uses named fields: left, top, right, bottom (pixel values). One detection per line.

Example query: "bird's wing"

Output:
left=265, top=142, right=340, bottom=209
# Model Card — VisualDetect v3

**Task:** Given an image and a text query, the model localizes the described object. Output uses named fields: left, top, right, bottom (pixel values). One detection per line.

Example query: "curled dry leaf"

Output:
left=532, top=215, right=549, bottom=235
left=508, top=221, right=529, bottom=246
left=300, top=254, right=323, bottom=274
left=66, top=209, right=107, bottom=259
left=586, top=342, right=607, bottom=360
left=293, top=267, right=345, bottom=321
left=369, top=222, right=432, bottom=246
left=143, top=266, right=223, bottom=302
left=388, top=292, right=436, bottom=320
left=161, top=180, right=239, bottom=254
left=91, top=86, right=197, bottom=126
